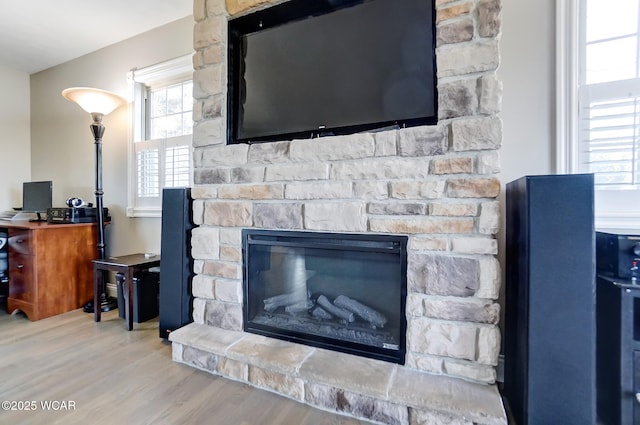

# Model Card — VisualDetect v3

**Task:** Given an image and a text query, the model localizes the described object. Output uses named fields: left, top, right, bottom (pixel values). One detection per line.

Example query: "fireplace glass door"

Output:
left=242, top=229, right=407, bottom=364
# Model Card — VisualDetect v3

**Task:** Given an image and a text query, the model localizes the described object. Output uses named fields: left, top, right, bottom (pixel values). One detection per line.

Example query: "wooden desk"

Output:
left=0, top=220, right=97, bottom=320
left=93, top=253, right=160, bottom=330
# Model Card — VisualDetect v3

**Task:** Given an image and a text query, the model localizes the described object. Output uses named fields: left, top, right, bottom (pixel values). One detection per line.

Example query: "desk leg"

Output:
left=125, top=270, right=134, bottom=331
left=93, top=265, right=102, bottom=323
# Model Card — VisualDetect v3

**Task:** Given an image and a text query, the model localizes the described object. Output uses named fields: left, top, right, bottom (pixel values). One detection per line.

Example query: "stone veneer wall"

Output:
left=187, top=0, right=502, bottom=387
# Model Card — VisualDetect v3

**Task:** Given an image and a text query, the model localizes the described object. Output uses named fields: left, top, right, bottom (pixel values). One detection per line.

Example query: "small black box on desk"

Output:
left=116, top=271, right=159, bottom=323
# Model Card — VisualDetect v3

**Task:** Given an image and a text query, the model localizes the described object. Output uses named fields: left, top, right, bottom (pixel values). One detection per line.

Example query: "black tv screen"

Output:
left=227, top=0, right=437, bottom=144
left=22, top=181, right=52, bottom=213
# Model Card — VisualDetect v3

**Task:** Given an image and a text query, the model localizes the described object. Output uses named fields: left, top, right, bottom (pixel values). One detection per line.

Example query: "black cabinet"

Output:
left=504, top=174, right=596, bottom=425
left=596, top=275, right=640, bottom=425
left=159, top=187, right=193, bottom=339
left=635, top=352, right=640, bottom=424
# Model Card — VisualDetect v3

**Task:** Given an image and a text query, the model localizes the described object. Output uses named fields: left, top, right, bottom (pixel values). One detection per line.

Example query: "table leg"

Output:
left=125, top=270, right=134, bottom=331
left=93, top=265, right=101, bottom=323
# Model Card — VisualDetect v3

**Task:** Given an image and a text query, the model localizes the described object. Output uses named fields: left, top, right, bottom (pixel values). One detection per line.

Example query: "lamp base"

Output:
left=83, top=294, right=118, bottom=313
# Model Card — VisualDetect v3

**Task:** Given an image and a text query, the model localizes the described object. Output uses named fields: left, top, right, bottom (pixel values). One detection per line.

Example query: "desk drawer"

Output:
left=8, top=229, right=33, bottom=255
left=8, top=253, right=34, bottom=303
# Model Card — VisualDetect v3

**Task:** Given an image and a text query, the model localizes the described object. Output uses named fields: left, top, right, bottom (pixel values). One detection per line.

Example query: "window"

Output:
left=127, top=55, right=193, bottom=217
left=558, top=0, right=640, bottom=229
left=580, top=0, right=640, bottom=186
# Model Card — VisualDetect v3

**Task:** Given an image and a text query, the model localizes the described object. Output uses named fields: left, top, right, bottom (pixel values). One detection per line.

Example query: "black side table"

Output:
left=93, top=253, right=160, bottom=330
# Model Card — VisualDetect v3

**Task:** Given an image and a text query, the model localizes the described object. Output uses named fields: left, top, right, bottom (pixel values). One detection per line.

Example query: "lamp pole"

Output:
left=90, top=112, right=117, bottom=312
left=90, top=113, right=106, bottom=261
left=89, top=112, right=117, bottom=312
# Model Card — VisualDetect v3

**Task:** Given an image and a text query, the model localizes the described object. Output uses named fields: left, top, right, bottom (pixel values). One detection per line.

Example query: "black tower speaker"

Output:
left=504, top=174, right=596, bottom=425
left=159, top=187, right=194, bottom=339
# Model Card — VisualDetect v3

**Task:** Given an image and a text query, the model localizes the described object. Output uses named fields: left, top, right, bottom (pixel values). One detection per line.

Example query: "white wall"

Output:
left=499, top=0, right=556, bottom=242
left=29, top=16, right=193, bottom=257
left=0, top=65, right=31, bottom=211
left=500, top=0, right=555, bottom=182
left=497, top=0, right=555, bottom=344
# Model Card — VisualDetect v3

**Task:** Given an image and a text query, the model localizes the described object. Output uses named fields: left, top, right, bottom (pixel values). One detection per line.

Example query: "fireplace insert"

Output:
left=242, top=229, right=407, bottom=364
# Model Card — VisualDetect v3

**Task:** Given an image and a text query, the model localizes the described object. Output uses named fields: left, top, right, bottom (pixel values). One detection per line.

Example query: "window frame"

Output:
left=127, top=55, right=193, bottom=218
left=556, top=0, right=640, bottom=230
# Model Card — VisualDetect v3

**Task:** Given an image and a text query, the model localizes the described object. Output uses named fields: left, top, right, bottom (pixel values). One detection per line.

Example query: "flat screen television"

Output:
left=227, top=0, right=437, bottom=145
left=22, top=181, right=52, bottom=222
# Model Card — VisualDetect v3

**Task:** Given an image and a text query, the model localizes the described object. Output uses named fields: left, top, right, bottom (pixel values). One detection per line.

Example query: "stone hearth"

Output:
left=171, top=325, right=506, bottom=424
left=172, top=0, right=507, bottom=423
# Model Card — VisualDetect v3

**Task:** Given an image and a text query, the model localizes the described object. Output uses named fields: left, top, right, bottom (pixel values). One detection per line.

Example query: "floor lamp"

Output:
left=62, top=87, right=125, bottom=312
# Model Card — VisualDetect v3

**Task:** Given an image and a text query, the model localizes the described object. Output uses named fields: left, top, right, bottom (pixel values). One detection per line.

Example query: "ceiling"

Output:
left=0, top=0, right=193, bottom=74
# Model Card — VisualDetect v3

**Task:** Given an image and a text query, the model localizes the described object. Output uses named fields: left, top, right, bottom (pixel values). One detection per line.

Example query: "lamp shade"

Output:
left=62, top=87, right=125, bottom=116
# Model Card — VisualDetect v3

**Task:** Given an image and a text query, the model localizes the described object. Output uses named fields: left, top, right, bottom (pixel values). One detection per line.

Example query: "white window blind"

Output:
left=127, top=55, right=193, bottom=217
left=164, top=141, right=191, bottom=188
left=579, top=79, right=640, bottom=186
left=136, top=144, right=159, bottom=197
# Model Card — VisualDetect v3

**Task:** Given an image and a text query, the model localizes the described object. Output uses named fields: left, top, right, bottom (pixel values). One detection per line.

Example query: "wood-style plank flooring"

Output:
left=0, top=306, right=369, bottom=425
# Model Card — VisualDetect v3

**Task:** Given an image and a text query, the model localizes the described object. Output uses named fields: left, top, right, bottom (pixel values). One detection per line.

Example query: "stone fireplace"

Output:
left=169, top=0, right=507, bottom=423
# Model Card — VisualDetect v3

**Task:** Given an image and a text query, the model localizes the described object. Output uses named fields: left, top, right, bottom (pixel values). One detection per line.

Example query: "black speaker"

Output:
left=117, top=271, right=159, bottom=323
left=504, top=174, right=596, bottom=425
left=159, top=187, right=193, bottom=339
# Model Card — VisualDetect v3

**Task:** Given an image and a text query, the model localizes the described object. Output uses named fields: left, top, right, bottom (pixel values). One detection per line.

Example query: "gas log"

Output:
left=263, top=291, right=308, bottom=312
left=263, top=291, right=386, bottom=329
left=311, top=306, right=333, bottom=320
left=333, top=295, right=387, bottom=328
left=317, top=295, right=355, bottom=322
left=285, top=300, right=314, bottom=314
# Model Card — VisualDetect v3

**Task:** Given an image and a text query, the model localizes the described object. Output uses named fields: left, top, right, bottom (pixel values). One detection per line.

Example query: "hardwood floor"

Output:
left=0, top=306, right=369, bottom=425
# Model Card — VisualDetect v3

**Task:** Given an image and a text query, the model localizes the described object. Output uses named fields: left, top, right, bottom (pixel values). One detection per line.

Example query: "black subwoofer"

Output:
left=159, top=187, right=194, bottom=339
left=116, top=271, right=159, bottom=323
left=504, top=174, right=596, bottom=425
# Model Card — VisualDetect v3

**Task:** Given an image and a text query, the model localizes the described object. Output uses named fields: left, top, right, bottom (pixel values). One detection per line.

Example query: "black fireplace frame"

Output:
left=242, top=229, right=408, bottom=364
